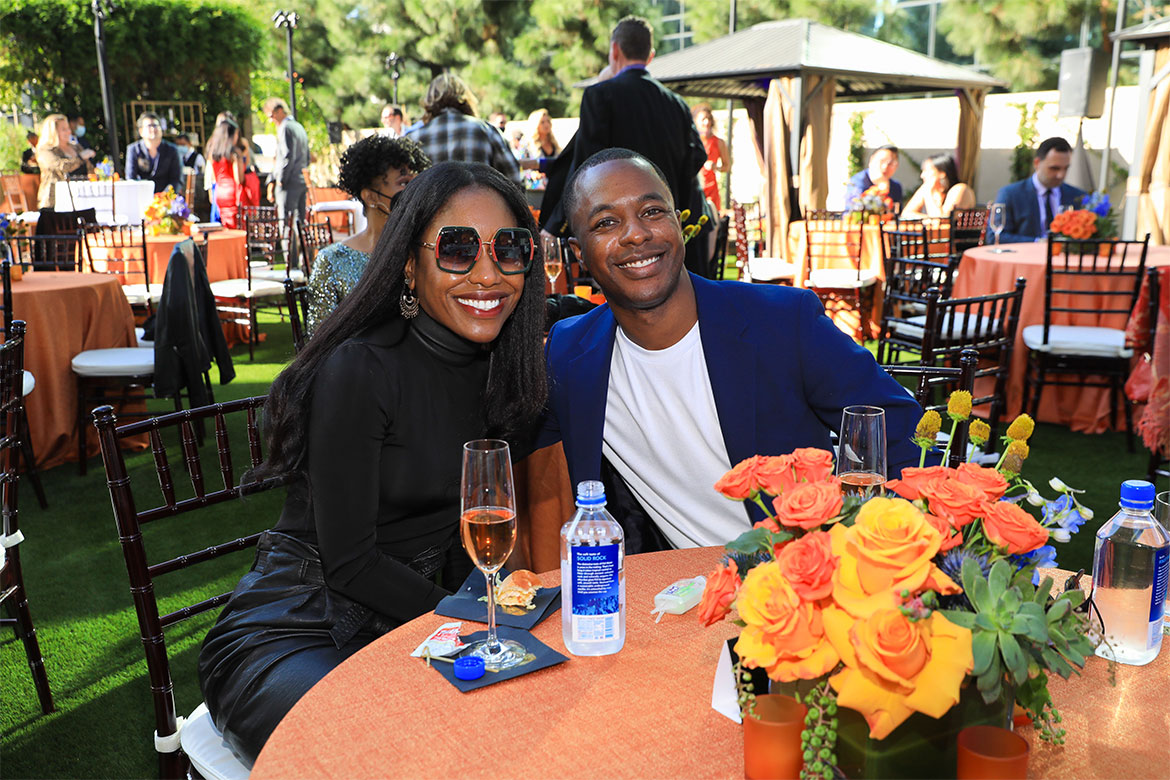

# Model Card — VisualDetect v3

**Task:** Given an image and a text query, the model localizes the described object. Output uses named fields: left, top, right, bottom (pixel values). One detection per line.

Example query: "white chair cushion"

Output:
left=209, top=279, right=286, bottom=299
left=249, top=259, right=271, bottom=269
left=120, top=284, right=162, bottom=306
left=809, top=268, right=878, bottom=289
left=133, top=327, right=155, bottom=349
left=22, top=370, right=35, bottom=397
left=891, top=313, right=1001, bottom=342
left=250, top=268, right=305, bottom=283
left=1021, top=324, right=1132, bottom=358
left=71, top=348, right=154, bottom=377
left=180, top=702, right=251, bottom=780
left=748, top=257, right=798, bottom=282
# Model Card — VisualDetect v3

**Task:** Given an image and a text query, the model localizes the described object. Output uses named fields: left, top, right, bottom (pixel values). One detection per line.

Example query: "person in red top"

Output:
left=206, top=118, right=246, bottom=228
left=692, top=103, right=728, bottom=213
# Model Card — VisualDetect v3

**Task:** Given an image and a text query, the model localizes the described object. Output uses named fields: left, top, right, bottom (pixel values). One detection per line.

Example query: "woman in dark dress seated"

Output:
left=198, top=161, right=547, bottom=765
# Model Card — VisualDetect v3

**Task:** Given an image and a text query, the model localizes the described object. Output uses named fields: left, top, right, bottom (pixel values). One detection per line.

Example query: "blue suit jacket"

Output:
left=537, top=275, right=922, bottom=526
left=844, top=170, right=903, bottom=211
left=993, top=178, right=1086, bottom=244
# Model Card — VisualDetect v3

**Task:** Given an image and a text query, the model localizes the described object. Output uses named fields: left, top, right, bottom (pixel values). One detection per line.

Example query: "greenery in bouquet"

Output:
left=846, top=184, right=895, bottom=224
left=698, top=395, right=1097, bottom=780
left=1049, top=192, right=1117, bottom=251
left=143, top=186, right=191, bottom=235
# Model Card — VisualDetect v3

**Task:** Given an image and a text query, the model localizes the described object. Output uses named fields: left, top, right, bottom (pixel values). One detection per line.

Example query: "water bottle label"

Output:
left=1150, top=546, right=1169, bottom=625
left=570, top=543, right=620, bottom=642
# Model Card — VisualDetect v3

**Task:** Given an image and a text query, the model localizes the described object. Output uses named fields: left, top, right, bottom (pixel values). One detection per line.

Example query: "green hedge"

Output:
left=0, top=0, right=265, bottom=156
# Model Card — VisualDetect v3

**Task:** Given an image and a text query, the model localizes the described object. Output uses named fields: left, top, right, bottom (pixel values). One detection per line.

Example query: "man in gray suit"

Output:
left=263, top=97, right=310, bottom=267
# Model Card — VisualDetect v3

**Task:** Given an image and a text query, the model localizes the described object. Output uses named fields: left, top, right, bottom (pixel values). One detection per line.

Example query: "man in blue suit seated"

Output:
left=536, top=149, right=922, bottom=553
left=993, top=137, right=1086, bottom=244
left=844, top=145, right=903, bottom=212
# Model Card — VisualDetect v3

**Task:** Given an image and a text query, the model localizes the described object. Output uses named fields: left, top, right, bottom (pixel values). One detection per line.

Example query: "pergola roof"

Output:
left=644, top=19, right=1004, bottom=100
left=1112, top=16, right=1170, bottom=43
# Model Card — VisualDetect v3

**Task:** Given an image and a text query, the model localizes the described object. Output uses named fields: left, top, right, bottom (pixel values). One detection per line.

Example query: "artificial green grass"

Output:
left=2, top=303, right=1166, bottom=779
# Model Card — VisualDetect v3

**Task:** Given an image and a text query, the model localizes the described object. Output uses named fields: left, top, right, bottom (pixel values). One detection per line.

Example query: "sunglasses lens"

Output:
left=435, top=227, right=481, bottom=272
left=492, top=228, right=533, bottom=273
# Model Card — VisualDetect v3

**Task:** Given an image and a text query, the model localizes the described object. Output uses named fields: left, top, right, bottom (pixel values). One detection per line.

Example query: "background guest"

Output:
left=519, top=108, right=561, bottom=188
left=207, top=119, right=247, bottom=229
left=35, top=113, right=94, bottom=209
left=175, top=132, right=205, bottom=179
left=692, top=103, right=728, bottom=213
left=125, top=111, right=183, bottom=194
left=488, top=111, right=508, bottom=135
left=405, top=74, right=520, bottom=182
left=900, top=153, right=975, bottom=218
left=21, top=131, right=40, bottom=175
left=306, top=134, right=431, bottom=334
left=845, top=145, right=903, bottom=211
left=993, top=136, right=1085, bottom=244
left=263, top=97, right=310, bottom=229
left=67, top=113, right=92, bottom=150
left=380, top=104, right=405, bottom=138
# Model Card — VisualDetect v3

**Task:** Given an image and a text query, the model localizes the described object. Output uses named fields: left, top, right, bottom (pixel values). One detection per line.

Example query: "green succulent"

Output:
left=941, top=558, right=1096, bottom=743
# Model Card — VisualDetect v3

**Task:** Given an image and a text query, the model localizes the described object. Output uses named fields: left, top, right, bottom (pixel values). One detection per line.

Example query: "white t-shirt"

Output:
left=601, top=321, right=748, bottom=548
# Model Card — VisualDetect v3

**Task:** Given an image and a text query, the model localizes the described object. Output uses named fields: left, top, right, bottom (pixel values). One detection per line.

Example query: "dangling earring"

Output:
left=400, top=281, right=419, bottom=319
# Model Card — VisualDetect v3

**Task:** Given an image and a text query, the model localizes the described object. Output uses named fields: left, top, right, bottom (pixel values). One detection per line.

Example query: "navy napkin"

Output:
left=429, top=626, right=568, bottom=692
left=434, top=568, right=561, bottom=629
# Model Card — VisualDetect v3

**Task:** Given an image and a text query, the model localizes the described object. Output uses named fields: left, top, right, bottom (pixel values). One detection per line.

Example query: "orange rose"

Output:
left=772, top=479, right=844, bottom=530
left=824, top=607, right=973, bottom=739
left=790, top=448, right=835, bottom=484
left=885, top=465, right=953, bottom=501
left=734, top=561, right=839, bottom=682
left=830, top=497, right=960, bottom=618
left=755, top=454, right=796, bottom=495
left=923, top=512, right=963, bottom=551
left=777, top=531, right=838, bottom=601
left=954, top=463, right=1007, bottom=501
left=697, top=559, right=741, bottom=626
left=918, top=477, right=986, bottom=528
left=981, top=500, right=1049, bottom=554
left=715, top=456, right=763, bottom=500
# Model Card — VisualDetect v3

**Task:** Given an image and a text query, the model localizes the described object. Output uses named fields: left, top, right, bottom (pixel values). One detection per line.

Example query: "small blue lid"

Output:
left=454, top=656, right=485, bottom=681
left=1120, top=480, right=1155, bottom=510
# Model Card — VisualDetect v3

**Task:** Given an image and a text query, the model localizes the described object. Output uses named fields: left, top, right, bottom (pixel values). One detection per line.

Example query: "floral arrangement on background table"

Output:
left=143, top=186, right=191, bottom=236
left=1049, top=192, right=1117, bottom=251
left=91, top=157, right=118, bottom=182
left=846, top=184, right=896, bottom=225
left=699, top=396, right=1098, bottom=780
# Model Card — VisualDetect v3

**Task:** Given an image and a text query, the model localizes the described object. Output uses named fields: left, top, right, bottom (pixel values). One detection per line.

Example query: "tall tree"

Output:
left=686, top=0, right=898, bottom=45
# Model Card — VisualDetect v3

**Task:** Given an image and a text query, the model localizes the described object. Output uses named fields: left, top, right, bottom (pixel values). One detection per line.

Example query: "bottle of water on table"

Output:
left=561, top=480, right=625, bottom=656
left=1091, top=480, right=1169, bottom=666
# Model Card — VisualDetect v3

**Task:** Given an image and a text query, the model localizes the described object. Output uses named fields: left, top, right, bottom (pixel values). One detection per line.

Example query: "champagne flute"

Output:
left=459, top=439, right=526, bottom=671
left=837, top=406, right=887, bottom=499
left=543, top=234, right=563, bottom=288
left=988, top=203, right=1006, bottom=253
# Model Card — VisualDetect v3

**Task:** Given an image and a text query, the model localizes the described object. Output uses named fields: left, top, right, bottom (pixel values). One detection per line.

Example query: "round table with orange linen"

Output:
left=144, top=229, right=246, bottom=284
left=12, top=272, right=144, bottom=470
left=952, top=242, right=1170, bottom=434
left=248, top=550, right=1168, bottom=780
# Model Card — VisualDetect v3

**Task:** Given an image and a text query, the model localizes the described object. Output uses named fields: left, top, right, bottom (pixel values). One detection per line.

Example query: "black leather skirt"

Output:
left=198, top=530, right=433, bottom=765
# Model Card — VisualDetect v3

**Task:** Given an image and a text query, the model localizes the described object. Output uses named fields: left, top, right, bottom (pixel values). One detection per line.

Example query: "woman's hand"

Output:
left=80, top=148, right=96, bottom=160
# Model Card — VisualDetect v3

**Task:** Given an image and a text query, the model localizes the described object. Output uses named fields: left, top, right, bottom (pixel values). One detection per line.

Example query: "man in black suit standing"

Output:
left=540, top=16, right=711, bottom=277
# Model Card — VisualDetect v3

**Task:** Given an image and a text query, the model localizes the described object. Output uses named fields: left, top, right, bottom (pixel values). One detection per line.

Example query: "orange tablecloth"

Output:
left=13, top=272, right=144, bottom=469
left=146, top=229, right=246, bottom=283
left=953, top=242, right=1170, bottom=434
left=250, top=550, right=1169, bottom=779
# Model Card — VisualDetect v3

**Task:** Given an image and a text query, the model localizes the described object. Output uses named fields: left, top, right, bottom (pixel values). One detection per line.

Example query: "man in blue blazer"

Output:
left=993, top=137, right=1085, bottom=244
left=537, top=149, right=922, bottom=553
left=844, top=145, right=903, bottom=211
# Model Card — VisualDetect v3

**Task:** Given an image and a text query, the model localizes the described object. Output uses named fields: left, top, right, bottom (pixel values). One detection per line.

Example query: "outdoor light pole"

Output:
left=385, top=52, right=401, bottom=105
left=272, top=10, right=300, bottom=120
left=91, top=0, right=121, bottom=170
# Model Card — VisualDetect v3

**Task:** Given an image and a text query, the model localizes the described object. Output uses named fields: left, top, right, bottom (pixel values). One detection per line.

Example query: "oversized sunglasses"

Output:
left=420, top=226, right=534, bottom=275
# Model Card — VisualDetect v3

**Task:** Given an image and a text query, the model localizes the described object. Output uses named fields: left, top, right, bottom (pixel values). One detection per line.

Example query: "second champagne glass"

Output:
left=837, top=405, right=887, bottom=499
left=988, top=203, right=1006, bottom=253
left=542, top=234, right=563, bottom=288
left=460, top=439, right=526, bottom=671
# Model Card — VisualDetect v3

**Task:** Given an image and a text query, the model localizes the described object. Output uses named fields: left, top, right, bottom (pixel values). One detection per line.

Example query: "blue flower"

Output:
left=1080, top=192, right=1111, bottom=218
left=1013, top=544, right=1059, bottom=584
left=1042, top=495, right=1086, bottom=535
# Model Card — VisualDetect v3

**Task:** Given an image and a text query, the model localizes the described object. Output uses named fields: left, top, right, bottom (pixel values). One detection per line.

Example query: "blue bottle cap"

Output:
left=575, top=479, right=607, bottom=507
left=454, top=656, right=485, bottom=681
left=1119, top=480, right=1155, bottom=510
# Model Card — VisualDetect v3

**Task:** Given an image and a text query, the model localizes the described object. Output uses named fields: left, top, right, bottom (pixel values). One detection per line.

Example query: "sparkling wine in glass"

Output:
left=459, top=439, right=526, bottom=671
left=543, top=235, right=563, bottom=287
left=837, top=405, right=887, bottom=499
left=988, top=203, right=1006, bottom=253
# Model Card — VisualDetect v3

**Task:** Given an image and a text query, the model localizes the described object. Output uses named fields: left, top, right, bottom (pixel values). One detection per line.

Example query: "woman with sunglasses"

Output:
left=198, top=161, right=546, bottom=765
left=305, top=134, right=431, bottom=334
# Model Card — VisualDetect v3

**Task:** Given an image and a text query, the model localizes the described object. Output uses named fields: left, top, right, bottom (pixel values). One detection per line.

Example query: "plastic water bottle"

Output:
left=1091, top=480, right=1170, bottom=666
left=561, top=480, right=625, bottom=656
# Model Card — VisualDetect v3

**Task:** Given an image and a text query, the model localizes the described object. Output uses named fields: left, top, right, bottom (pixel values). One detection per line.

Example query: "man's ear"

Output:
left=646, top=48, right=655, bottom=65
left=568, top=237, right=585, bottom=269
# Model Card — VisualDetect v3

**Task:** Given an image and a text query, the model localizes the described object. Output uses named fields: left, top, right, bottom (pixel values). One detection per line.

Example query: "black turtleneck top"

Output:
left=274, top=311, right=489, bottom=624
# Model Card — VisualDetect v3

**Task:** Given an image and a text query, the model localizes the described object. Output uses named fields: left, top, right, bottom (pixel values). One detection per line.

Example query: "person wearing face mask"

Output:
left=68, top=114, right=92, bottom=150
left=125, top=111, right=183, bottom=194
left=844, top=145, right=904, bottom=212
left=305, top=134, right=431, bottom=335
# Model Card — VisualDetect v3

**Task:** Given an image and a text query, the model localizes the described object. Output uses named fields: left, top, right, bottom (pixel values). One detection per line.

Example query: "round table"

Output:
left=249, top=550, right=1169, bottom=779
left=12, top=272, right=142, bottom=470
left=952, top=242, right=1170, bottom=434
left=145, top=229, right=247, bottom=284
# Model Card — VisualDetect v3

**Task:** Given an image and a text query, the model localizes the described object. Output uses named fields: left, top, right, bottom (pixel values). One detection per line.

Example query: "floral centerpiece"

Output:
left=143, top=186, right=191, bottom=236
left=846, top=184, right=895, bottom=224
left=93, top=157, right=118, bottom=182
left=1050, top=192, right=1117, bottom=254
left=700, top=397, right=1097, bottom=779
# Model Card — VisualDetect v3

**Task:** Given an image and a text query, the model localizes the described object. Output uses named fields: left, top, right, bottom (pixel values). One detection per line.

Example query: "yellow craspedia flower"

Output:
left=947, top=391, right=972, bottom=421
left=1006, top=414, right=1035, bottom=442
left=915, top=410, right=942, bottom=441
left=968, top=419, right=991, bottom=446
left=1001, top=440, right=1030, bottom=475
left=678, top=208, right=691, bottom=223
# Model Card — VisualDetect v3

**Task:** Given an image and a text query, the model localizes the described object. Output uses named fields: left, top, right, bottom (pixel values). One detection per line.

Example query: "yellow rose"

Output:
left=734, top=561, right=839, bottom=682
left=824, top=607, right=973, bottom=740
left=830, top=497, right=960, bottom=618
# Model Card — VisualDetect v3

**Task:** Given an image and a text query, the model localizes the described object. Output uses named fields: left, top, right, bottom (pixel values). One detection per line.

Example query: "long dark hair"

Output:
left=925, top=154, right=961, bottom=189
left=253, top=161, right=547, bottom=480
left=206, top=120, right=239, bottom=162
